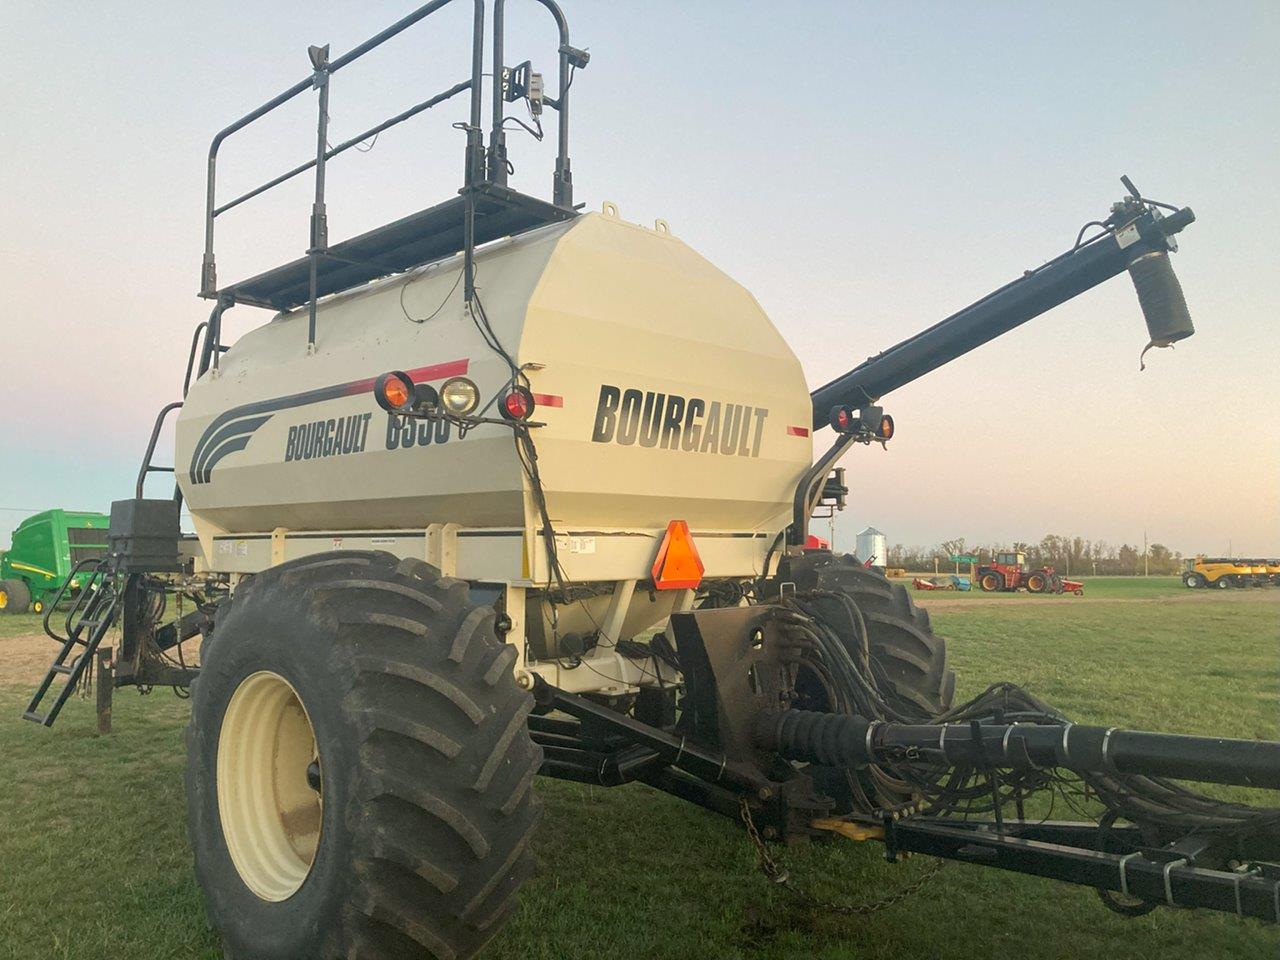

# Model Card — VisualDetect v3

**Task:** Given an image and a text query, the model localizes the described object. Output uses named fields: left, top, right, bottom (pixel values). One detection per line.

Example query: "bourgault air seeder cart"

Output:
left=24, top=4, right=1280, bottom=958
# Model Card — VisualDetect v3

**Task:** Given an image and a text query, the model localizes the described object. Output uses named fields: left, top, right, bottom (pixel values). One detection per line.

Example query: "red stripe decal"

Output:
left=342, top=359, right=470, bottom=396
left=532, top=393, right=564, bottom=408
left=787, top=425, right=810, bottom=437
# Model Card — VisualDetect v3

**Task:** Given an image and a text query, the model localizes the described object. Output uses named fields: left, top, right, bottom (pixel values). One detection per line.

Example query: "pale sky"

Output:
left=1, top=1, right=1277, bottom=555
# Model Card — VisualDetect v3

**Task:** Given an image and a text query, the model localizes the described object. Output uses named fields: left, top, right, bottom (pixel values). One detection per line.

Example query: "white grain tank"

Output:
left=856, top=526, right=888, bottom=570
left=175, top=207, right=815, bottom=584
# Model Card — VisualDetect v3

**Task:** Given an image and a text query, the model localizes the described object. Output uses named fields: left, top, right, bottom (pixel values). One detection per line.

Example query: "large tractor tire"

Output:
left=789, top=553, right=955, bottom=719
left=1025, top=572, right=1048, bottom=594
left=1215, top=576, right=1233, bottom=590
left=186, top=551, right=542, bottom=960
left=1183, top=572, right=1204, bottom=589
left=0, top=579, right=31, bottom=614
left=979, top=571, right=1004, bottom=593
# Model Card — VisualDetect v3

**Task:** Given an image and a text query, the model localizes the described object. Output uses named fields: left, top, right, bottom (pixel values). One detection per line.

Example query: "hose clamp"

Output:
left=1100, top=727, right=1118, bottom=774
left=1232, top=867, right=1261, bottom=918
left=1118, top=851, right=1141, bottom=898
left=1001, top=723, right=1018, bottom=761
left=1163, top=858, right=1188, bottom=907
left=865, top=720, right=881, bottom=762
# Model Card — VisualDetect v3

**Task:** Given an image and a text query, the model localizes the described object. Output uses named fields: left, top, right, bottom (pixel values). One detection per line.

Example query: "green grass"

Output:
left=1, top=593, right=1277, bottom=959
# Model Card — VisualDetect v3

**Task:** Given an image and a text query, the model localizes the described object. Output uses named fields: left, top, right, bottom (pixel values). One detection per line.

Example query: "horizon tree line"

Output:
left=883, top=535, right=1184, bottom=576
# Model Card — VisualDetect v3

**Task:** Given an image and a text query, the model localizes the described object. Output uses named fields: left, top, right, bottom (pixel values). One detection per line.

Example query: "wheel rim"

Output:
left=217, top=671, right=322, bottom=902
left=0, top=590, right=7, bottom=610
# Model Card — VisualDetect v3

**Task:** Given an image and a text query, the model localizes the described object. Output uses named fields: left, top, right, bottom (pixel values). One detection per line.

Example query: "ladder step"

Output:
left=52, top=664, right=74, bottom=675
left=22, top=710, right=51, bottom=727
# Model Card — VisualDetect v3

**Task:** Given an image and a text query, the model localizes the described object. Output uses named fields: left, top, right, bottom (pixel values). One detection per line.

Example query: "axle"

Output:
left=809, top=187, right=1195, bottom=429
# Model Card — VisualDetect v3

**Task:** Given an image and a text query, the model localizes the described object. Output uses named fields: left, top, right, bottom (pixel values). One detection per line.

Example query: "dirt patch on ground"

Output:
left=0, top=629, right=199, bottom=688
left=0, top=631, right=85, bottom=687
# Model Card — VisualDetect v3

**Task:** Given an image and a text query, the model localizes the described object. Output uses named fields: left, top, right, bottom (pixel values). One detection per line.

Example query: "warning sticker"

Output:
left=1115, top=223, right=1141, bottom=250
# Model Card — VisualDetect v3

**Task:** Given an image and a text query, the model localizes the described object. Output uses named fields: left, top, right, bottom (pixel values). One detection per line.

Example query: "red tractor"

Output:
left=977, top=551, right=1083, bottom=594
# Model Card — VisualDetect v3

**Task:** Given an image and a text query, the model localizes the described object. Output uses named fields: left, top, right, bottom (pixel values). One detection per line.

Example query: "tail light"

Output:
left=829, top=405, right=857, bottom=434
left=500, top=386, right=536, bottom=421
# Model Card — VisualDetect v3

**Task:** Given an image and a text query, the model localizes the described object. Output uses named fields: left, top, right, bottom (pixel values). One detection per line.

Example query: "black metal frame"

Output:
left=883, top=817, right=1280, bottom=923
left=199, top=0, right=580, bottom=350
left=530, top=672, right=1280, bottom=925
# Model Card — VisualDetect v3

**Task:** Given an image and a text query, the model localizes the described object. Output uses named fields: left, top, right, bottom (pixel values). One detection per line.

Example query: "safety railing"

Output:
left=198, top=0, right=580, bottom=351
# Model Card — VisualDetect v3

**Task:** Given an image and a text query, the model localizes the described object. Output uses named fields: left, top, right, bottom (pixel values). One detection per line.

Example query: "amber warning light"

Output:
left=651, top=520, right=705, bottom=590
left=374, top=371, right=439, bottom=415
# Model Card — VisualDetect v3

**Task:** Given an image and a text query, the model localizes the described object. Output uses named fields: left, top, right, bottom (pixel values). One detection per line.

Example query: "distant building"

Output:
left=856, top=527, right=887, bottom=569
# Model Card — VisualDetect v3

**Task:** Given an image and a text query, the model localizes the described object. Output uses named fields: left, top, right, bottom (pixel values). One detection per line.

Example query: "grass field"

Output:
left=1, top=586, right=1277, bottom=959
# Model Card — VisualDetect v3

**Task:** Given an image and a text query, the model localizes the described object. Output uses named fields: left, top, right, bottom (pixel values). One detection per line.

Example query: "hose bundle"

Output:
left=775, top=592, right=1280, bottom=844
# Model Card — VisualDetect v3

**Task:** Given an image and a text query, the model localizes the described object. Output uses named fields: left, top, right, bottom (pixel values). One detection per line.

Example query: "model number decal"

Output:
left=591, top=384, right=768, bottom=458
left=383, top=413, right=456, bottom=450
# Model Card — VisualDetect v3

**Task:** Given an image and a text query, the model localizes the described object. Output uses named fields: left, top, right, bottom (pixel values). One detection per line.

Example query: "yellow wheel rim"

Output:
left=0, top=591, right=8, bottom=610
left=217, top=671, right=322, bottom=901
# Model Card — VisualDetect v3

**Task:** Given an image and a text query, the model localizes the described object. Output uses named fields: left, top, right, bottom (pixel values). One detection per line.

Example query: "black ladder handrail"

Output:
left=26, top=561, right=123, bottom=727
left=42, top=556, right=109, bottom=645
left=136, top=402, right=184, bottom=500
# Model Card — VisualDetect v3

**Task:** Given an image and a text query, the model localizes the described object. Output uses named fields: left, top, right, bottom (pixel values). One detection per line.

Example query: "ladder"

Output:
left=23, top=559, right=122, bottom=727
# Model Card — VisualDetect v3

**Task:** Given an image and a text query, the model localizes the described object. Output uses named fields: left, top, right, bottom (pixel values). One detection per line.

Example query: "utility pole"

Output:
left=1143, top=530, right=1149, bottom=577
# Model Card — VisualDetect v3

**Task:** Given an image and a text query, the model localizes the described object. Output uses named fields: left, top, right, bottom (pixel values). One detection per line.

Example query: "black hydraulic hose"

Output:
left=756, top=710, right=1280, bottom=792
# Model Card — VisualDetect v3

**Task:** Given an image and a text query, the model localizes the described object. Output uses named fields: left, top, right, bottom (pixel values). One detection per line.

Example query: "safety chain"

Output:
left=740, top=798, right=791, bottom=884
left=739, top=799, right=944, bottom=916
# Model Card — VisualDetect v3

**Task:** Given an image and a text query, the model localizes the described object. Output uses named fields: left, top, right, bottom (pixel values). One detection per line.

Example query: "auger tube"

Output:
left=809, top=202, right=1195, bottom=430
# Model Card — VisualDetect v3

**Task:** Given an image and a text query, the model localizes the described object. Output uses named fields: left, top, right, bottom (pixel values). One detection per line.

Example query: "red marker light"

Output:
left=501, top=387, right=536, bottom=421
left=829, top=405, right=857, bottom=434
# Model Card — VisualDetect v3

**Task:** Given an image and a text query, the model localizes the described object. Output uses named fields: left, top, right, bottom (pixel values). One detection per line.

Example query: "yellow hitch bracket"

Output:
left=810, top=818, right=885, bottom=842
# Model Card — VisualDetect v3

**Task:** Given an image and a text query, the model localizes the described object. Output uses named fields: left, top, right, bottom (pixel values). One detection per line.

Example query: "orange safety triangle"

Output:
left=651, top=520, right=705, bottom=590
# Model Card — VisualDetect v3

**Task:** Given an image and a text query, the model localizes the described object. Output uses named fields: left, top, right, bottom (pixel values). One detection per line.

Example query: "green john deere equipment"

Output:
left=23, top=5, right=1278, bottom=960
left=0, top=509, right=109, bottom=615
